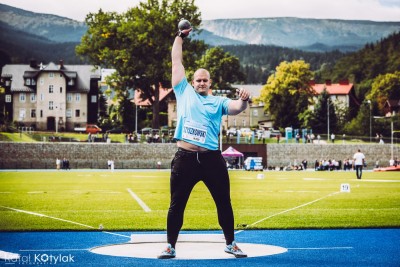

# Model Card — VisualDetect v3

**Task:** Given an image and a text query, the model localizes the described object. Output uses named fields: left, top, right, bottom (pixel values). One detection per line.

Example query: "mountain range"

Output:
left=1, top=3, right=400, bottom=52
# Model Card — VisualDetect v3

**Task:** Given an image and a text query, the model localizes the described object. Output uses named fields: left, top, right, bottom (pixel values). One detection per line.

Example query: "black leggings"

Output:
left=167, top=148, right=234, bottom=247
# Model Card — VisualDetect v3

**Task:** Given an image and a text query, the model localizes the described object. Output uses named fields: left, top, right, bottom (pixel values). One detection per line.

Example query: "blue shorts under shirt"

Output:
left=173, top=77, right=231, bottom=150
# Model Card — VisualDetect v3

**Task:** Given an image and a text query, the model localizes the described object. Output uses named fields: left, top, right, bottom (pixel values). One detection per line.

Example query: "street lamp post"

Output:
left=327, top=97, right=330, bottom=142
left=391, top=118, right=394, bottom=160
left=367, top=100, right=372, bottom=143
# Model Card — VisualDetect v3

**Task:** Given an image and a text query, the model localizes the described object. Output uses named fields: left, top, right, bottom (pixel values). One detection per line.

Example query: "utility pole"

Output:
left=327, top=97, right=330, bottom=142
left=367, top=100, right=372, bottom=143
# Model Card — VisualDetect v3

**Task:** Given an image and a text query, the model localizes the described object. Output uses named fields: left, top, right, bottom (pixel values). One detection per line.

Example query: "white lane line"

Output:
left=235, top=191, right=340, bottom=234
left=20, top=249, right=89, bottom=252
left=127, top=188, right=151, bottom=212
left=288, top=247, right=353, bottom=250
left=361, top=180, right=400, bottom=183
left=0, top=205, right=130, bottom=238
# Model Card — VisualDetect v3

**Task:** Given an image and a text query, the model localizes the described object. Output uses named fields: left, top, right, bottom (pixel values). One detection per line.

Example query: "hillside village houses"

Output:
left=1, top=60, right=101, bottom=131
left=1, top=61, right=358, bottom=133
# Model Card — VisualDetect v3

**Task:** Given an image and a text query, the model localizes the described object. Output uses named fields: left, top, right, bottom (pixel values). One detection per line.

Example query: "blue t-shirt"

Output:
left=173, top=78, right=231, bottom=150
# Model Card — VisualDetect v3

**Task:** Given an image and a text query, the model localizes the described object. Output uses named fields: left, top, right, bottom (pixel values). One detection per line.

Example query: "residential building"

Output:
left=384, top=99, right=400, bottom=116
left=1, top=60, right=101, bottom=131
left=310, top=79, right=359, bottom=109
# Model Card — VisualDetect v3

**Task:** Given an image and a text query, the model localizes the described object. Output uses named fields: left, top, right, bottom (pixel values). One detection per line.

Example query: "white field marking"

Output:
left=288, top=247, right=353, bottom=250
left=303, top=178, right=328, bottom=181
left=235, top=191, right=340, bottom=234
left=27, top=191, right=45, bottom=194
left=360, top=179, right=400, bottom=183
left=0, top=205, right=96, bottom=228
left=0, top=205, right=130, bottom=238
left=66, top=190, right=122, bottom=194
left=127, top=188, right=151, bottom=212
left=129, top=175, right=161, bottom=178
left=281, top=190, right=319, bottom=193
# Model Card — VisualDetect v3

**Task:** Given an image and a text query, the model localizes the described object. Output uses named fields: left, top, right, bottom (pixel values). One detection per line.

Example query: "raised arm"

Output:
left=171, top=37, right=185, bottom=87
left=228, top=88, right=250, bottom=115
left=171, top=27, right=192, bottom=87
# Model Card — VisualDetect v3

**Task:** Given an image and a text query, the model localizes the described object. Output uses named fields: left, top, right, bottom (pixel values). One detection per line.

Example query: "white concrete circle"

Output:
left=90, top=234, right=287, bottom=260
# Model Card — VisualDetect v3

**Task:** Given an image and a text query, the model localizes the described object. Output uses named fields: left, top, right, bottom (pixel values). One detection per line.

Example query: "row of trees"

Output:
left=76, top=0, right=244, bottom=131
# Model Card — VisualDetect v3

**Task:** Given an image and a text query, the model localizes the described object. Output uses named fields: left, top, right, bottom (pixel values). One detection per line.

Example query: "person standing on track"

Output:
left=158, top=22, right=249, bottom=259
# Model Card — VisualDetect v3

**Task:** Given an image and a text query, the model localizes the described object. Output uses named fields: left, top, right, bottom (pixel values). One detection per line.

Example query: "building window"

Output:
left=49, top=85, right=54, bottom=93
left=75, top=109, right=80, bottom=117
left=5, top=80, right=10, bottom=86
left=25, top=78, right=31, bottom=85
left=49, top=101, right=54, bottom=110
left=91, top=95, right=97, bottom=103
left=49, top=72, right=54, bottom=78
left=66, top=109, right=72, bottom=118
left=75, top=93, right=81, bottom=102
left=40, top=110, right=43, bottom=118
left=32, top=79, right=36, bottom=86
left=68, top=79, right=75, bottom=86
left=40, top=93, right=44, bottom=101
left=67, top=93, right=72, bottom=103
left=5, top=94, right=11, bottom=103
left=19, top=109, right=26, bottom=120
left=30, top=93, right=36, bottom=103
left=40, top=78, right=44, bottom=85
left=19, top=93, right=26, bottom=103
left=31, top=109, right=36, bottom=118
left=60, top=87, right=63, bottom=93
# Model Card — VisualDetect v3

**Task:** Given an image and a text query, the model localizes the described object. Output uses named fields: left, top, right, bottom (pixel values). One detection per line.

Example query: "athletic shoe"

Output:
left=157, top=244, right=176, bottom=259
left=224, top=241, right=247, bottom=258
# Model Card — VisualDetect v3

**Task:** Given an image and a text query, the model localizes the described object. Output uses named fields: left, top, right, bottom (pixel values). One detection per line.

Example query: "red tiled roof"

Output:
left=312, top=83, right=353, bottom=95
left=133, top=88, right=174, bottom=106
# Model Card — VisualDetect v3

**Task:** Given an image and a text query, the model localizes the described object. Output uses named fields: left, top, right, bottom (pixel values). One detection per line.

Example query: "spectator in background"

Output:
left=314, top=159, right=320, bottom=170
left=353, top=149, right=365, bottom=179
left=302, top=159, right=308, bottom=170
left=331, top=133, right=335, bottom=143
left=56, top=158, right=61, bottom=170
left=379, top=134, right=384, bottom=144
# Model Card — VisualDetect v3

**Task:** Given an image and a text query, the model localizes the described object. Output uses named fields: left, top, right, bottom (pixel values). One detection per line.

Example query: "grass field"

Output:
left=0, top=170, right=399, bottom=232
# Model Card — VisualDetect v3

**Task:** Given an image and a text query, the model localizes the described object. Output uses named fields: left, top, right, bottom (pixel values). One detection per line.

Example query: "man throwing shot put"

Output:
left=158, top=21, right=249, bottom=259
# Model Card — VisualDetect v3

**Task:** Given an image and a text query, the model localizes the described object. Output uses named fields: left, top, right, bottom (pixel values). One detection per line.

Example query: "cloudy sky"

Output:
left=1, top=0, right=400, bottom=22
